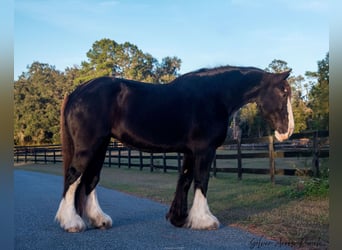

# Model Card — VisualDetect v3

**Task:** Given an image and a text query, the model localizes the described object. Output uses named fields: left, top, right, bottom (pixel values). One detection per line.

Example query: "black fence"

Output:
left=14, top=131, right=329, bottom=180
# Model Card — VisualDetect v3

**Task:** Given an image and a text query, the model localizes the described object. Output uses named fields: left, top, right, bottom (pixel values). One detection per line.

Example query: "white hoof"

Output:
left=55, top=197, right=87, bottom=233
left=55, top=211, right=87, bottom=233
left=85, top=189, right=112, bottom=229
left=184, top=189, right=220, bottom=230
left=55, top=176, right=86, bottom=232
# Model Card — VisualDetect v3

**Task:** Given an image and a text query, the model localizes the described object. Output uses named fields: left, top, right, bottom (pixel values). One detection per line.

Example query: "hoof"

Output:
left=184, top=215, right=220, bottom=230
left=184, top=188, right=220, bottom=230
left=84, top=189, right=113, bottom=230
left=166, top=212, right=187, bottom=228
left=56, top=214, right=87, bottom=233
left=66, top=225, right=86, bottom=233
left=88, top=213, right=112, bottom=230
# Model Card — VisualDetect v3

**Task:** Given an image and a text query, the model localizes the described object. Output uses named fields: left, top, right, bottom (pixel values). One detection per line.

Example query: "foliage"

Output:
left=287, top=162, right=329, bottom=199
left=288, top=75, right=312, bottom=133
left=14, top=39, right=182, bottom=145
left=287, top=177, right=329, bottom=199
left=306, top=52, right=329, bottom=130
left=14, top=62, right=66, bottom=145
left=238, top=103, right=268, bottom=138
left=76, top=38, right=181, bottom=84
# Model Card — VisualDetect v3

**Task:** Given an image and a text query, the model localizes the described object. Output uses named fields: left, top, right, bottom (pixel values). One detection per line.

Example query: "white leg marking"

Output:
left=55, top=176, right=86, bottom=232
left=287, top=97, right=295, bottom=135
left=275, top=97, right=295, bottom=142
left=84, top=189, right=112, bottom=229
left=185, top=189, right=220, bottom=230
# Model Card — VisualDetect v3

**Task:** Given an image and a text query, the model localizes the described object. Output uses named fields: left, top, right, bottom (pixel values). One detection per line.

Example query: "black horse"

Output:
left=55, top=65, right=294, bottom=232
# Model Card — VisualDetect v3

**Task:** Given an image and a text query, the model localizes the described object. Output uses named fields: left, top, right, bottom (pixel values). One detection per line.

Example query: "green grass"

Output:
left=15, top=162, right=329, bottom=249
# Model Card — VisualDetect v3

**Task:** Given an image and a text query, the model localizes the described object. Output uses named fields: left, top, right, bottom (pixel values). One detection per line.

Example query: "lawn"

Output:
left=15, top=162, right=329, bottom=249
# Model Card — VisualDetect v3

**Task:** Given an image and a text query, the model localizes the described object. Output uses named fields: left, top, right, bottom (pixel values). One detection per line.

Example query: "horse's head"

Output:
left=257, top=70, right=294, bottom=142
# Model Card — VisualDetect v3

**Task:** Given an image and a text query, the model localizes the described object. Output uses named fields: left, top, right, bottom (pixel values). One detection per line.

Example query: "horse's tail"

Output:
left=60, top=93, right=87, bottom=215
left=60, top=93, right=74, bottom=196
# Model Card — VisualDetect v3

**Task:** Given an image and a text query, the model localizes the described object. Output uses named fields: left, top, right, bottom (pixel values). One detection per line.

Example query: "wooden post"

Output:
left=237, top=137, right=242, bottom=180
left=128, top=148, right=131, bottom=168
left=53, top=149, right=56, bottom=164
left=44, top=148, right=47, bottom=163
left=139, top=151, right=143, bottom=170
left=150, top=153, right=154, bottom=172
left=34, top=149, right=37, bottom=163
left=213, top=151, right=217, bottom=177
left=118, top=147, right=121, bottom=168
left=163, top=153, right=167, bottom=173
left=177, top=153, right=181, bottom=173
left=268, top=135, right=275, bottom=184
left=108, top=148, right=111, bottom=167
left=312, top=131, right=320, bottom=177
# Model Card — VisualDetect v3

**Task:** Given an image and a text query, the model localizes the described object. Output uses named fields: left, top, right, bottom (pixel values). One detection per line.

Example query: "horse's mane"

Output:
left=176, top=65, right=265, bottom=79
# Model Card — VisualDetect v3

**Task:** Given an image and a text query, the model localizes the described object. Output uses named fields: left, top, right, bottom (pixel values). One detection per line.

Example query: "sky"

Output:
left=14, top=0, right=329, bottom=80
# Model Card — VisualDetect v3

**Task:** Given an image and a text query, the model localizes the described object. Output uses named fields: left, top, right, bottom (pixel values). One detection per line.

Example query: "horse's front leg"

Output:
left=185, top=149, right=220, bottom=230
left=166, top=153, right=194, bottom=227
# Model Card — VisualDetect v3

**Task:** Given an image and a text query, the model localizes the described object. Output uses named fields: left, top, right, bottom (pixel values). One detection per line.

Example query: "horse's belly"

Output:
left=111, top=124, right=188, bottom=153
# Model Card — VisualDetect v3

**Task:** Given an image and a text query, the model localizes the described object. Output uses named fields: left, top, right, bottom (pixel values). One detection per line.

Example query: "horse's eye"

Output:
left=282, top=87, right=288, bottom=98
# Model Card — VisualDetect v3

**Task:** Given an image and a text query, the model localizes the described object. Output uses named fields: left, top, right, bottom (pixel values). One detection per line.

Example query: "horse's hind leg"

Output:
left=84, top=189, right=112, bottom=229
left=56, top=137, right=111, bottom=232
left=55, top=173, right=86, bottom=232
left=55, top=144, right=95, bottom=232
left=82, top=137, right=112, bottom=229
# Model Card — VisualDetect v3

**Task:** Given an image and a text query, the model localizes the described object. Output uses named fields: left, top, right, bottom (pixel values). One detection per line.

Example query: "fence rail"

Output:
left=14, top=131, right=329, bottom=181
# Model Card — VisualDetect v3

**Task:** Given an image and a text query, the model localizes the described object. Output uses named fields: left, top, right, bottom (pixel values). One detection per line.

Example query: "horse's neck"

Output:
left=220, top=75, right=263, bottom=114
left=174, top=70, right=264, bottom=114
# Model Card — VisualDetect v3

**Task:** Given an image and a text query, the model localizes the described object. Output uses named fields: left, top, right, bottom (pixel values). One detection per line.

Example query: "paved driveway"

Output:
left=14, top=170, right=290, bottom=249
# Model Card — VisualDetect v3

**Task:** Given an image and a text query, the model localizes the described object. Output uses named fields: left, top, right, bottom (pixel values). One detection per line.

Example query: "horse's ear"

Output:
left=271, top=69, right=291, bottom=83
left=279, top=69, right=291, bottom=80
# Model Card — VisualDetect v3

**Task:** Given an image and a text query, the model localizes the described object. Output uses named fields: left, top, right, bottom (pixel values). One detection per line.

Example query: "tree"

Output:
left=76, top=38, right=181, bottom=84
left=14, top=62, right=66, bottom=145
left=306, top=53, right=329, bottom=130
left=238, top=102, right=267, bottom=138
left=155, top=56, right=182, bottom=83
left=290, top=75, right=312, bottom=132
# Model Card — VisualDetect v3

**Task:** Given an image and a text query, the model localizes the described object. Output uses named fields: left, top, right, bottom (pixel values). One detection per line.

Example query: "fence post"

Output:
left=312, top=131, right=320, bottom=177
left=118, top=147, right=121, bottom=168
left=44, top=148, right=47, bottom=163
left=268, top=135, right=275, bottom=184
left=34, top=149, right=37, bottom=163
left=108, top=148, right=112, bottom=167
left=53, top=149, right=56, bottom=164
left=128, top=148, right=131, bottom=168
left=150, top=153, right=154, bottom=172
left=213, top=151, right=217, bottom=177
left=163, top=153, right=167, bottom=173
left=139, top=151, right=143, bottom=170
left=177, top=153, right=181, bottom=173
left=237, top=137, right=242, bottom=180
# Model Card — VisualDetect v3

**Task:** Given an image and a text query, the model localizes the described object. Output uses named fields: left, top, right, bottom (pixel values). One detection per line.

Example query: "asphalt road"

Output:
left=14, top=170, right=290, bottom=250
